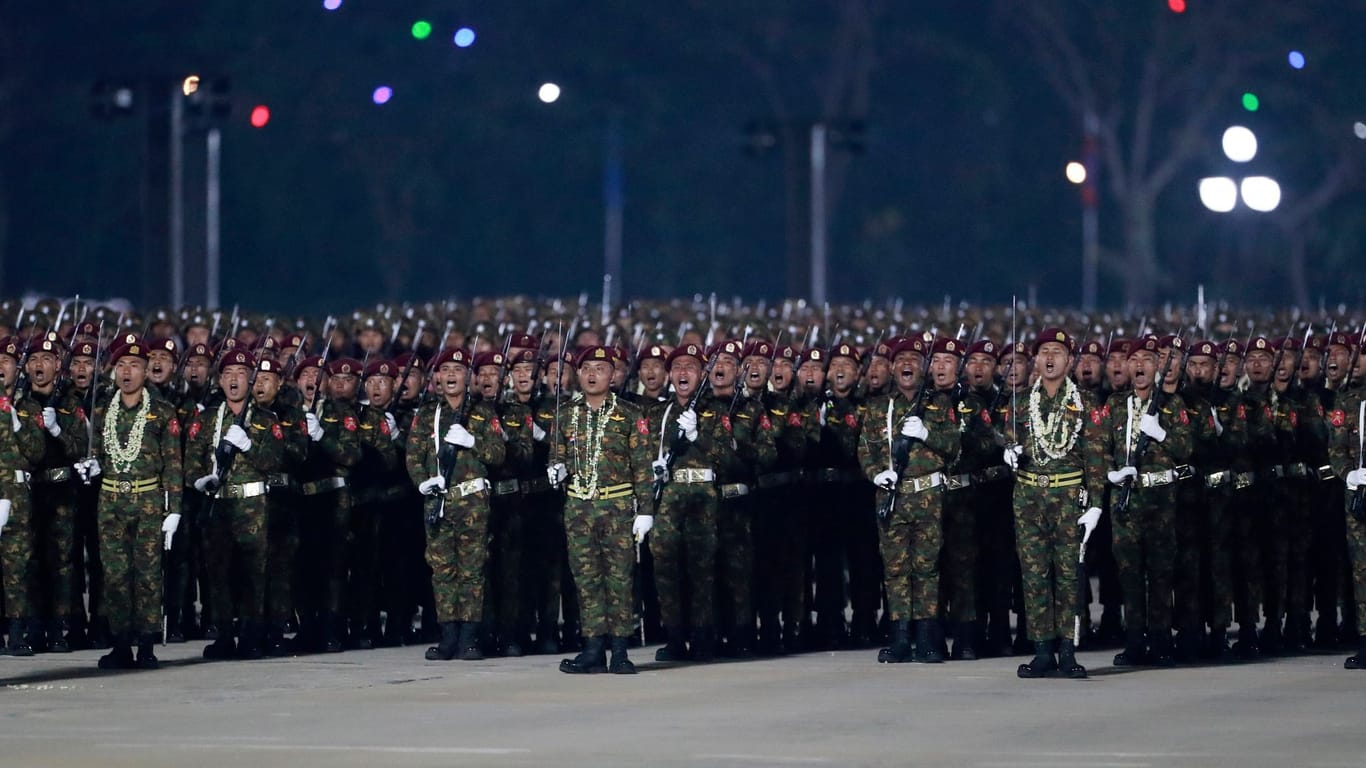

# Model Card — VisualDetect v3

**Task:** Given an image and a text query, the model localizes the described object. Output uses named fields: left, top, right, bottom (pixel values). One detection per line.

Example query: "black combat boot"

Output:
left=1344, top=639, right=1366, bottom=669
left=425, top=621, right=460, bottom=660
left=920, top=620, right=944, bottom=663
left=321, top=613, right=344, bottom=653
left=559, top=635, right=608, bottom=674
left=135, top=633, right=159, bottom=670
left=237, top=622, right=264, bottom=660
left=1231, top=623, right=1260, bottom=659
left=690, top=626, right=716, bottom=662
left=1097, top=607, right=1124, bottom=646
left=1207, top=625, right=1232, bottom=662
left=877, top=620, right=913, bottom=664
left=457, top=621, right=484, bottom=660
left=609, top=636, right=637, bottom=674
left=2, top=618, right=33, bottom=657
left=1057, top=638, right=1086, bottom=679
left=1313, top=615, right=1338, bottom=650
left=1259, top=618, right=1284, bottom=655
left=1282, top=614, right=1309, bottom=654
left=729, top=623, right=754, bottom=658
left=536, top=621, right=560, bottom=655
left=1017, top=640, right=1057, bottom=678
left=655, top=625, right=688, bottom=662
left=1011, top=614, right=1033, bottom=655
left=165, top=613, right=185, bottom=644
left=1113, top=627, right=1146, bottom=667
left=265, top=624, right=289, bottom=657
left=202, top=631, right=237, bottom=660
left=48, top=619, right=71, bottom=653
left=757, top=620, right=780, bottom=656
left=88, top=615, right=112, bottom=649
left=1148, top=630, right=1175, bottom=667
left=98, top=633, right=136, bottom=670
left=952, top=622, right=978, bottom=661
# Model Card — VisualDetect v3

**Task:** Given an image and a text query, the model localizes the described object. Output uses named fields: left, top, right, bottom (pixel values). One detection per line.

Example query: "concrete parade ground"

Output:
left=1, top=634, right=1362, bottom=768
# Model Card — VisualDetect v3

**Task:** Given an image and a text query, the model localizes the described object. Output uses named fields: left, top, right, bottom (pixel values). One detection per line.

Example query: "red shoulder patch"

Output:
left=721, top=415, right=732, bottom=433
left=759, top=413, right=772, bottom=431
left=1179, top=409, right=1189, bottom=425
left=76, top=406, right=87, bottom=423
left=491, top=416, right=503, bottom=435
left=35, top=411, right=46, bottom=430
left=0, top=396, right=11, bottom=413
left=1264, top=405, right=1273, bottom=421
left=168, top=417, right=181, bottom=437
left=788, top=412, right=802, bottom=428
left=379, top=418, right=391, bottom=436
left=1236, top=403, right=1247, bottom=420
left=1331, top=409, right=1346, bottom=428
left=1090, top=408, right=1103, bottom=425
left=980, top=409, right=992, bottom=426
left=1289, top=411, right=1299, bottom=429
left=843, top=412, right=858, bottom=429
left=1208, top=414, right=1216, bottom=430
left=272, top=423, right=284, bottom=440
left=948, top=408, right=957, bottom=424
left=343, top=416, right=358, bottom=432
left=636, top=417, right=649, bottom=436
left=411, top=413, right=420, bottom=431
left=188, top=421, right=201, bottom=440
left=526, top=414, right=535, bottom=429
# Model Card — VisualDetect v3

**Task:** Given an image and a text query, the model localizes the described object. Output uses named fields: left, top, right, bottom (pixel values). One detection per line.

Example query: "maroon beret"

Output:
left=931, top=337, right=966, bottom=358
left=829, top=342, right=862, bottom=363
left=667, top=343, right=707, bottom=369
left=217, top=349, right=256, bottom=373
left=431, top=347, right=473, bottom=369
left=472, top=351, right=506, bottom=370
left=1189, top=340, right=1219, bottom=360
left=326, top=357, right=363, bottom=376
left=1032, top=327, right=1074, bottom=355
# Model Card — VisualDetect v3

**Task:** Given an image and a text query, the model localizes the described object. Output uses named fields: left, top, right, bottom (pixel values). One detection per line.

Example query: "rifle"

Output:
left=1113, top=331, right=1187, bottom=517
left=651, top=350, right=722, bottom=510
left=1343, top=322, right=1366, bottom=391
left=83, top=320, right=104, bottom=471
left=877, top=341, right=936, bottom=524
left=393, top=321, right=426, bottom=403
left=617, top=331, right=648, bottom=399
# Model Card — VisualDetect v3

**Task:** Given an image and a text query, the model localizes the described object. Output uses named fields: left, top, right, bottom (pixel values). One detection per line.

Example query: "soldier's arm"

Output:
left=1159, top=397, right=1194, bottom=463
left=318, top=404, right=362, bottom=468
left=628, top=409, right=655, bottom=503
left=183, top=418, right=208, bottom=485
left=857, top=405, right=886, bottom=482
left=1081, top=403, right=1108, bottom=499
left=13, top=405, right=47, bottom=465
left=468, top=405, right=506, bottom=469
left=499, top=404, right=535, bottom=471
left=701, top=408, right=737, bottom=469
left=242, top=411, right=284, bottom=473
left=750, top=401, right=779, bottom=473
left=922, top=396, right=960, bottom=464
left=362, top=409, right=399, bottom=470
left=55, top=397, right=88, bottom=460
left=279, top=406, right=310, bottom=466
left=405, top=407, right=434, bottom=484
left=157, top=402, right=183, bottom=515
left=1328, top=397, right=1361, bottom=479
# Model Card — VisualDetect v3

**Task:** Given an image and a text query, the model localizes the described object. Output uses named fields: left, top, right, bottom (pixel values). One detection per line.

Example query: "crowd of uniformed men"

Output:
left=2, top=296, right=1366, bottom=679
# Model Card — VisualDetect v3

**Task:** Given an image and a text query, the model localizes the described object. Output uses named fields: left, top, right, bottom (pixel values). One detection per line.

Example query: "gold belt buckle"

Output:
left=118, top=480, right=132, bottom=493
left=1037, top=474, right=1051, bottom=489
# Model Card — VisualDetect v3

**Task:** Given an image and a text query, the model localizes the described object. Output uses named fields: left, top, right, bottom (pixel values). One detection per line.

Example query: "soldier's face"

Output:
left=402, top=368, right=425, bottom=400
left=1245, top=350, right=1273, bottom=383
left=965, top=353, right=995, bottom=388
left=1106, top=352, right=1130, bottom=389
left=184, top=356, right=210, bottom=386
left=669, top=357, right=702, bottom=400
left=297, top=366, right=322, bottom=400
left=1076, top=354, right=1103, bottom=387
left=639, top=358, right=667, bottom=393
left=828, top=357, right=857, bottom=394
left=0, top=356, right=15, bottom=389
left=771, top=359, right=794, bottom=392
left=1001, top=353, right=1027, bottom=388
left=185, top=325, right=211, bottom=347
left=866, top=356, right=889, bottom=391
left=365, top=375, right=395, bottom=409
left=1035, top=342, right=1070, bottom=384
left=70, top=356, right=94, bottom=389
left=475, top=365, right=502, bottom=398
left=328, top=372, right=358, bottom=400
left=253, top=371, right=282, bottom=404
left=1299, top=350, right=1321, bottom=382
left=930, top=352, right=958, bottom=389
left=147, top=350, right=175, bottom=384
left=1274, top=350, right=1297, bottom=384
left=742, top=355, right=772, bottom=392
left=220, top=365, right=251, bottom=403
left=358, top=329, right=384, bottom=353
left=1326, top=346, right=1351, bottom=384
left=1219, top=354, right=1241, bottom=389
left=1158, top=349, right=1184, bottom=386
left=577, top=360, right=612, bottom=396
left=797, top=361, right=826, bottom=395
left=1186, top=356, right=1214, bottom=385
left=893, top=352, right=923, bottom=393
left=438, top=363, right=468, bottom=397
left=511, top=361, right=536, bottom=395
left=114, top=356, right=148, bottom=395
left=26, top=351, right=59, bottom=387
left=610, top=359, right=627, bottom=389
left=1128, top=352, right=1157, bottom=390
left=711, top=354, right=738, bottom=391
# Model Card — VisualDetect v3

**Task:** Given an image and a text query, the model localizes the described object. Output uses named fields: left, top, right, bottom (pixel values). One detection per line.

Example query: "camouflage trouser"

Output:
left=297, top=489, right=352, bottom=621
left=424, top=490, right=489, bottom=623
left=1173, top=479, right=1206, bottom=632
left=716, top=494, right=753, bottom=630
left=263, top=491, right=298, bottom=626
left=520, top=490, right=566, bottom=634
left=0, top=483, right=35, bottom=618
left=752, top=485, right=806, bottom=630
left=31, top=482, right=78, bottom=621
left=1112, top=486, right=1176, bottom=636
left=1230, top=485, right=1263, bottom=627
left=651, top=482, right=717, bottom=627
left=1345, top=495, right=1366, bottom=636
left=483, top=493, right=525, bottom=635
left=563, top=496, right=634, bottom=638
left=1012, top=483, right=1084, bottom=643
left=940, top=489, right=978, bottom=623
left=1202, top=483, right=1236, bottom=630
left=96, top=490, right=163, bottom=637
left=204, top=496, right=269, bottom=626
left=877, top=484, right=942, bottom=621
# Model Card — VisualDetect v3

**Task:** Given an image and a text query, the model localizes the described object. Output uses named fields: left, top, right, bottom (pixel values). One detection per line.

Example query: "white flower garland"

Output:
left=1027, top=377, right=1083, bottom=464
left=104, top=388, right=152, bottom=474
left=570, top=393, right=617, bottom=497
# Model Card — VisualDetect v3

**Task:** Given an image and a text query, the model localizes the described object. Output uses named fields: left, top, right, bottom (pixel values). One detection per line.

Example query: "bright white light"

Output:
left=1240, top=176, right=1281, bottom=212
left=1222, top=126, right=1257, bottom=162
left=1354, top=121, right=1366, bottom=140
left=537, top=82, right=561, bottom=103
left=1199, top=177, right=1238, bottom=213
left=1065, top=161, right=1086, bottom=184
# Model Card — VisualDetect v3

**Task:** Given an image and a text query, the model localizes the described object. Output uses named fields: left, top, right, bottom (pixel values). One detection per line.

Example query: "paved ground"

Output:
left=1, top=639, right=1361, bottom=768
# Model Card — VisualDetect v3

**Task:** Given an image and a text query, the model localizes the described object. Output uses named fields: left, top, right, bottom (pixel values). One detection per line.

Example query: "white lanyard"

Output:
left=657, top=401, right=674, bottom=461
left=885, top=397, right=896, bottom=471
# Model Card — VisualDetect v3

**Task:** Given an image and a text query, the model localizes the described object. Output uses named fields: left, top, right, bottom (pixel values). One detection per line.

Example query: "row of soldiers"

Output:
left=1, top=303, right=1365, bottom=677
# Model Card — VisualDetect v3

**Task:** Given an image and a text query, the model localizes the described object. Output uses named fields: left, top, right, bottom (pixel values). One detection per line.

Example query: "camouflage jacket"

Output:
left=858, top=387, right=960, bottom=481
left=91, top=387, right=183, bottom=513
left=1088, top=389, right=1194, bottom=476
left=20, top=386, right=88, bottom=472
left=184, top=401, right=285, bottom=488
left=405, top=397, right=506, bottom=486
left=641, top=394, right=736, bottom=472
left=296, top=398, right=363, bottom=482
left=0, top=392, right=50, bottom=493
left=550, top=393, right=653, bottom=503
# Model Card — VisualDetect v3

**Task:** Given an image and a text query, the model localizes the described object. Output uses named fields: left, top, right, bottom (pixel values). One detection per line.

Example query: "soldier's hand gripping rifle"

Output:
left=651, top=351, right=721, bottom=511
left=1112, top=331, right=1186, bottom=517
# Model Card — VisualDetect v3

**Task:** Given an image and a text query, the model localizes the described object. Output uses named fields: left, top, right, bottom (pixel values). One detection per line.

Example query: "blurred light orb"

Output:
left=537, top=82, right=561, bottom=103
left=250, top=105, right=270, bottom=128
left=1354, top=121, right=1366, bottom=140
left=1065, top=161, right=1086, bottom=184
left=411, top=21, right=432, bottom=40
left=372, top=86, right=393, bottom=105
left=322, top=0, right=342, bottom=10
left=1168, top=0, right=1186, bottom=12
left=182, top=75, right=201, bottom=96
left=1288, top=51, right=1305, bottom=69
left=1240, top=176, right=1281, bottom=212
left=1198, top=177, right=1238, bottom=213
left=1242, top=92, right=1260, bottom=112
left=454, top=28, right=476, bottom=47
left=1221, top=125, right=1257, bottom=162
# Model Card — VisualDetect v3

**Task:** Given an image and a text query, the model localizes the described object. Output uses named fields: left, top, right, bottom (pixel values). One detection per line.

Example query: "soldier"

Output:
left=647, top=343, right=734, bottom=661
left=1074, top=340, right=1106, bottom=395
left=992, top=340, right=1034, bottom=653
left=1327, top=333, right=1366, bottom=668
left=1092, top=337, right=1134, bottom=646
left=251, top=356, right=308, bottom=655
left=617, top=343, right=669, bottom=643
left=549, top=345, right=653, bottom=674
left=164, top=342, right=215, bottom=643
left=406, top=346, right=507, bottom=661
left=520, top=347, right=575, bottom=652
left=1000, top=328, right=1102, bottom=678
left=67, top=336, right=109, bottom=648
left=1319, top=331, right=1357, bottom=647
left=1171, top=339, right=1219, bottom=661
left=185, top=349, right=286, bottom=660
left=78, top=337, right=182, bottom=669
left=0, top=336, right=48, bottom=656
left=962, top=338, right=1013, bottom=657
left=387, top=351, right=435, bottom=645
left=144, top=337, right=179, bottom=401
left=1090, top=335, right=1193, bottom=667
left=858, top=335, right=960, bottom=664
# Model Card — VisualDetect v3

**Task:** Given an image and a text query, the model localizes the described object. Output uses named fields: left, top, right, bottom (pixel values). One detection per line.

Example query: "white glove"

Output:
left=1210, top=407, right=1224, bottom=437
left=901, top=415, right=928, bottom=441
left=74, top=457, right=102, bottom=482
left=531, top=423, right=547, bottom=442
left=547, top=462, right=568, bottom=486
left=443, top=423, right=476, bottom=448
left=873, top=469, right=898, bottom=490
left=1003, top=444, right=1023, bottom=470
left=305, top=412, right=325, bottom=442
left=676, top=409, right=699, bottom=442
left=1077, top=506, right=1102, bottom=540
left=418, top=475, right=447, bottom=496
left=41, top=406, right=61, bottom=437
left=1107, top=466, right=1138, bottom=485
left=224, top=424, right=252, bottom=452
left=1347, top=469, right=1366, bottom=491
left=196, top=402, right=205, bottom=414
left=818, top=403, right=828, bottom=427
left=1139, top=412, right=1167, bottom=443
left=193, top=474, right=221, bottom=494
left=632, top=514, right=654, bottom=544
left=0, top=499, right=10, bottom=532
left=651, top=458, right=670, bottom=484
left=384, top=412, right=400, bottom=441
left=161, top=513, right=181, bottom=551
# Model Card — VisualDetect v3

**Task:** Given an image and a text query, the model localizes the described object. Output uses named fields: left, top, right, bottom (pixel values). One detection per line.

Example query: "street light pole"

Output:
left=169, top=83, right=186, bottom=309
left=809, top=123, right=828, bottom=308
left=206, top=127, right=221, bottom=310
left=1081, top=110, right=1100, bottom=312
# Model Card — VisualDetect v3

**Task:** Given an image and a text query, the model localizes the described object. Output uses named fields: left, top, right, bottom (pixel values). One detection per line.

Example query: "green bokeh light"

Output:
left=1242, top=92, right=1260, bottom=112
left=411, top=20, right=432, bottom=40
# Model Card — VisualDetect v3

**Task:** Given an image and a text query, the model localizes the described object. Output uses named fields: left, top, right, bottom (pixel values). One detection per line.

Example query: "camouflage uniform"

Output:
left=259, top=395, right=308, bottom=650
left=1172, top=381, right=1221, bottom=658
left=939, top=386, right=999, bottom=655
left=1240, top=382, right=1302, bottom=652
left=751, top=390, right=814, bottom=653
left=713, top=391, right=777, bottom=654
left=480, top=395, right=534, bottom=652
left=344, top=399, right=400, bottom=646
left=802, top=390, right=865, bottom=647
left=91, top=388, right=182, bottom=643
left=0, top=393, right=48, bottom=653
left=1326, top=382, right=1366, bottom=663
left=525, top=390, right=570, bottom=649
left=1194, top=382, right=1251, bottom=653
